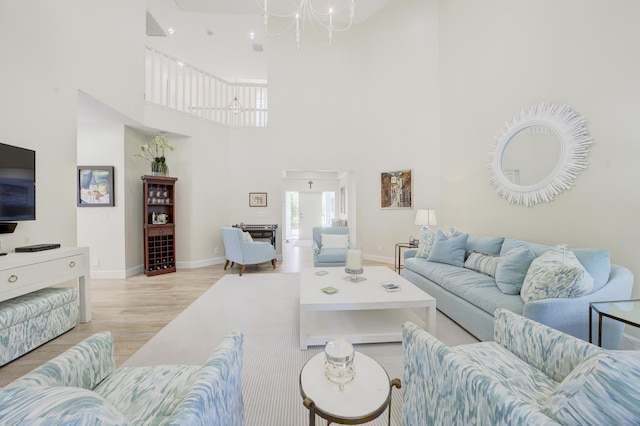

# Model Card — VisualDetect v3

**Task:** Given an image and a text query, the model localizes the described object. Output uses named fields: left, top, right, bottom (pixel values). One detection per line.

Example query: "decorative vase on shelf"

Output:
left=152, top=157, right=168, bottom=176
left=136, top=134, right=174, bottom=177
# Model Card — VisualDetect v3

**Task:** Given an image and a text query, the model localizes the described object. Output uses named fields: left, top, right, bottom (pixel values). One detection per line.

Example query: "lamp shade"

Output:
left=415, top=209, right=438, bottom=227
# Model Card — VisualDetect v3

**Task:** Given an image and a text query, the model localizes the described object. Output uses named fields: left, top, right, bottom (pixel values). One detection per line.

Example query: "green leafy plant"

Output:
left=136, top=135, right=174, bottom=175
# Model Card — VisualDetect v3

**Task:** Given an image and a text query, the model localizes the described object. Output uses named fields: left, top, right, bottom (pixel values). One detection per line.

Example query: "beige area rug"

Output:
left=123, top=273, right=477, bottom=425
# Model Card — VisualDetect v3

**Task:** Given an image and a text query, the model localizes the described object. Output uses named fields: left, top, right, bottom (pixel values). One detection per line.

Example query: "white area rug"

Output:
left=124, top=273, right=405, bottom=425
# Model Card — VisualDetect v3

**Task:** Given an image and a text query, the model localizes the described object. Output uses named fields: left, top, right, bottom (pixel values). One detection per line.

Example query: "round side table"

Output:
left=299, top=351, right=401, bottom=425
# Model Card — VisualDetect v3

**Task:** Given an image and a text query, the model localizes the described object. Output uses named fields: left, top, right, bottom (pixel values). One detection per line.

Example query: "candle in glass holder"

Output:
left=346, top=247, right=362, bottom=270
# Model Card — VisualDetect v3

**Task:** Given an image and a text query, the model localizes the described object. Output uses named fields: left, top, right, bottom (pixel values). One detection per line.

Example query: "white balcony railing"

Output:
left=145, top=45, right=268, bottom=127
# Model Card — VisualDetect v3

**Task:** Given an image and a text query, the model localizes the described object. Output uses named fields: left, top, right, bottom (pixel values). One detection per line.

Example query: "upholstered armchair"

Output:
left=0, top=330, right=245, bottom=425
left=221, top=226, right=277, bottom=276
left=402, top=308, right=640, bottom=425
left=312, top=227, right=350, bottom=267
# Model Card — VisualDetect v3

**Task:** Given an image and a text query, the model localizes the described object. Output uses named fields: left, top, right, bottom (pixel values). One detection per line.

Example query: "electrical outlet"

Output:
left=92, top=257, right=100, bottom=267
left=214, top=247, right=219, bottom=254
left=377, top=245, right=382, bottom=252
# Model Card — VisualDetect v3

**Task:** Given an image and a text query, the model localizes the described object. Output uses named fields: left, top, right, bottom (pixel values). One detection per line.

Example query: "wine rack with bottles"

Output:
left=142, top=175, right=177, bottom=276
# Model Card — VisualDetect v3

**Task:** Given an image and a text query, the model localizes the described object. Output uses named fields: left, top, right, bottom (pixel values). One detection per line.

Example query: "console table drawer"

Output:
left=0, top=254, right=85, bottom=292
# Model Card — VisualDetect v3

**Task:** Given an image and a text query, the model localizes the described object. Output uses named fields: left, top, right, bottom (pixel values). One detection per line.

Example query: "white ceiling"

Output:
left=174, top=0, right=391, bottom=24
left=146, top=0, right=392, bottom=81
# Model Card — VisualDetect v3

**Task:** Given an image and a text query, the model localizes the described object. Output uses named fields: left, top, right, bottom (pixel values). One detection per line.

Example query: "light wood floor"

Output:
left=0, top=240, right=393, bottom=386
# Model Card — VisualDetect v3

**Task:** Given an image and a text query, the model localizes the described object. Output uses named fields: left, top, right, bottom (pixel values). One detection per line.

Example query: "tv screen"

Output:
left=0, top=142, right=36, bottom=221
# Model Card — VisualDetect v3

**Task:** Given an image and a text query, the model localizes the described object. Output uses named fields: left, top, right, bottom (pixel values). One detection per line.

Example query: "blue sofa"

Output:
left=402, top=309, right=640, bottom=425
left=0, top=330, right=245, bottom=425
left=403, top=233, right=634, bottom=349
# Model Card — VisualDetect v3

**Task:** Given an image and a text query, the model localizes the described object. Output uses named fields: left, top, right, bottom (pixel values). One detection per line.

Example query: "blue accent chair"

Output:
left=221, top=227, right=277, bottom=276
left=312, top=227, right=349, bottom=267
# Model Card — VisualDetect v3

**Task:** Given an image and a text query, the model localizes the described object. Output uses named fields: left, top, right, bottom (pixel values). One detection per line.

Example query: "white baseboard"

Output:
left=90, top=269, right=129, bottom=279
left=365, top=253, right=394, bottom=265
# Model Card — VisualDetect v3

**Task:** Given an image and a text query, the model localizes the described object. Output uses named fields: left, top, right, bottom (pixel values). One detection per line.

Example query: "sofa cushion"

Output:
left=464, top=252, right=499, bottom=277
left=520, top=244, right=594, bottom=303
left=316, top=248, right=346, bottom=264
left=466, top=236, right=504, bottom=259
left=572, top=248, right=611, bottom=292
left=542, top=351, right=640, bottom=424
left=453, top=342, right=557, bottom=409
left=405, top=259, right=524, bottom=316
left=502, top=239, right=611, bottom=293
left=95, top=365, right=201, bottom=424
left=0, top=386, right=132, bottom=425
left=427, top=231, right=469, bottom=267
left=494, top=244, right=536, bottom=295
left=320, top=233, right=348, bottom=249
left=415, top=228, right=436, bottom=258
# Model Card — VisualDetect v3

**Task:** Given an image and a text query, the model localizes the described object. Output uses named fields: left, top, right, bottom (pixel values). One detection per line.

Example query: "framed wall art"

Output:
left=77, top=166, right=115, bottom=207
left=380, top=169, right=413, bottom=209
left=249, top=192, right=267, bottom=207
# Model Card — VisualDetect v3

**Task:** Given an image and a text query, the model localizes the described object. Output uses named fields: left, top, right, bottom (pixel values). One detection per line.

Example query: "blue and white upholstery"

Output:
left=0, top=287, right=78, bottom=366
left=402, top=308, right=640, bottom=425
left=221, top=226, right=276, bottom=276
left=0, top=330, right=245, bottom=425
left=312, top=226, right=350, bottom=267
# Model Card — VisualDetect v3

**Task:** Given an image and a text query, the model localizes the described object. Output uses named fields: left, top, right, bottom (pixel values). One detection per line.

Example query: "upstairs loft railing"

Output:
left=145, top=45, right=268, bottom=127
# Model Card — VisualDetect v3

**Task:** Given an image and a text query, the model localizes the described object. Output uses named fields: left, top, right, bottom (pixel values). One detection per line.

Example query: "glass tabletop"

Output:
left=591, top=299, right=640, bottom=327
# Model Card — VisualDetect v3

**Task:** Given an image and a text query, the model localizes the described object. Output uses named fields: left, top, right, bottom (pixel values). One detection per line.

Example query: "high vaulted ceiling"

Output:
left=146, top=0, right=392, bottom=81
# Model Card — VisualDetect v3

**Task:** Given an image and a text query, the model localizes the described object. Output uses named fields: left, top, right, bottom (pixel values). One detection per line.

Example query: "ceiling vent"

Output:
left=253, top=44, right=264, bottom=52
left=146, top=11, right=166, bottom=37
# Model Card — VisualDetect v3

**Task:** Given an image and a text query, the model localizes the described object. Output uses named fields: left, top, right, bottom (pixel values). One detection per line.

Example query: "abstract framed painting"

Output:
left=77, top=166, right=115, bottom=207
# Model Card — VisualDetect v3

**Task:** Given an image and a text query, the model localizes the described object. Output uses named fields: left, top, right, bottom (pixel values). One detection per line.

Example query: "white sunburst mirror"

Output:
left=488, top=103, right=592, bottom=207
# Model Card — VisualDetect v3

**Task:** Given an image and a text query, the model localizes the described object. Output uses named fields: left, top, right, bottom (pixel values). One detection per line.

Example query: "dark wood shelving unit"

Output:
left=142, top=175, right=178, bottom=276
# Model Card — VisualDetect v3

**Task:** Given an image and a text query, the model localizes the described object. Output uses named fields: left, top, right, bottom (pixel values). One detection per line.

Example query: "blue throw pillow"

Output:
left=572, top=248, right=611, bottom=292
left=466, top=235, right=505, bottom=259
left=494, top=243, right=536, bottom=295
left=427, top=231, right=469, bottom=267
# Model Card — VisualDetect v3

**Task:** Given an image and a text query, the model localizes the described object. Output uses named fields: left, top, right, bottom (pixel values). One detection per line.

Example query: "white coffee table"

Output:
left=299, top=266, right=436, bottom=350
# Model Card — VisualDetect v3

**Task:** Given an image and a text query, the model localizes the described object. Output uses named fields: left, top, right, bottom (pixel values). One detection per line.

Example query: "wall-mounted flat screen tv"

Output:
left=0, top=142, right=36, bottom=221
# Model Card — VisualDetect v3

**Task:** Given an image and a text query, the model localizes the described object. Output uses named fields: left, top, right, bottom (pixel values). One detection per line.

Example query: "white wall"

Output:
left=0, top=1, right=145, bottom=251
left=143, top=104, right=232, bottom=267
left=438, top=0, right=640, bottom=297
left=77, top=124, right=126, bottom=277
left=231, top=0, right=440, bottom=261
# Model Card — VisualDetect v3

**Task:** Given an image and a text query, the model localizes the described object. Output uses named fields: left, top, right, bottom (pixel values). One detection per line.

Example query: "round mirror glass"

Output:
left=488, top=103, right=591, bottom=206
left=501, top=125, right=562, bottom=186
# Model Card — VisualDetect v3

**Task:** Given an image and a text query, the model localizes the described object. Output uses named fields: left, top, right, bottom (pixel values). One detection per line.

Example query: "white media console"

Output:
left=0, top=247, right=91, bottom=322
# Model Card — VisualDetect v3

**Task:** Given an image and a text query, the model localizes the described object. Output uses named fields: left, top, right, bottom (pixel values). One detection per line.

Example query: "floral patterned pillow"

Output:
left=520, top=244, right=594, bottom=303
left=415, top=227, right=460, bottom=259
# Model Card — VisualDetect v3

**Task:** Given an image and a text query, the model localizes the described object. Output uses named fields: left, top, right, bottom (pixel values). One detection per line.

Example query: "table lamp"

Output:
left=415, top=209, right=438, bottom=234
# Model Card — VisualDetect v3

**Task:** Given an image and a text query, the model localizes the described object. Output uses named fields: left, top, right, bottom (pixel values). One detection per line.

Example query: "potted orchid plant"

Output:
left=136, top=134, right=174, bottom=176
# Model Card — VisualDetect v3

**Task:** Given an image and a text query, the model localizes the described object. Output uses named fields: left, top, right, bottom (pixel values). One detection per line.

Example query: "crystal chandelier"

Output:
left=258, top=0, right=355, bottom=50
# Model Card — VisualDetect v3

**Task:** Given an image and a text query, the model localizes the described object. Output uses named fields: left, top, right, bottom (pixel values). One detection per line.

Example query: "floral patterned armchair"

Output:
left=0, top=330, right=245, bottom=425
left=402, top=308, right=640, bottom=425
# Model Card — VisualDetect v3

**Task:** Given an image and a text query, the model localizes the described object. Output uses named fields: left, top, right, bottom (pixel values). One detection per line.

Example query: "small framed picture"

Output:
left=249, top=192, right=267, bottom=207
left=77, top=166, right=115, bottom=207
